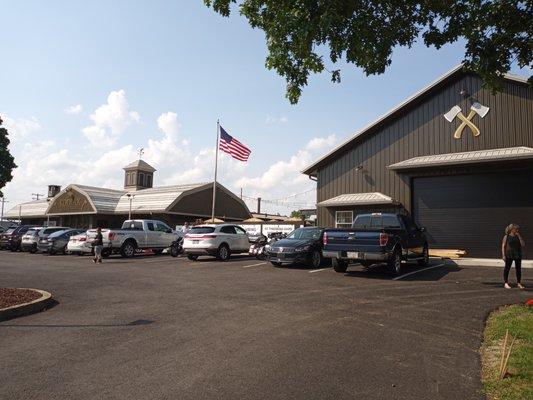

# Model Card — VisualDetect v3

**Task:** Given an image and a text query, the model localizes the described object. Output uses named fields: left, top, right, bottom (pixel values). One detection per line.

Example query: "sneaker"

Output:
left=504, top=283, right=512, bottom=289
left=517, top=283, right=525, bottom=290
left=92, top=259, right=97, bottom=263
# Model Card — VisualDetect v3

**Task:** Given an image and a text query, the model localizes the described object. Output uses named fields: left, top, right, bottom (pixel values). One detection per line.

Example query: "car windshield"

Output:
left=26, top=229, right=40, bottom=236
left=5, top=228, right=15, bottom=234
left=189, top=227, right=215, bottom=234
left=353, top=215, right=401, bottom=229
left=286, top=228, right=321, bottom=240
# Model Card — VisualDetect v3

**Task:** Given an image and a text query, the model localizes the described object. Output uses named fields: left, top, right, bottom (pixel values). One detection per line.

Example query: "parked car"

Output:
left=267, top=227, right=325, bottom=268
left=0, top=225, right=37, bottom=251
left=37, top=229, right=86, bottom=255
left=66, top=232, right=93, bottom=255
left=183, top=224, right=250, bottom=261
left=86, top=219, right=178, bottom=258
left=21, top=226, right=69, bottom=253
left=322, top=213, right=429, bottom=275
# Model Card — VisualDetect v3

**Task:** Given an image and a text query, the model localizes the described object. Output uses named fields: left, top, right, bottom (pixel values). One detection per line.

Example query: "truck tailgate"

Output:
left=324, top=229, right=383, bottom=253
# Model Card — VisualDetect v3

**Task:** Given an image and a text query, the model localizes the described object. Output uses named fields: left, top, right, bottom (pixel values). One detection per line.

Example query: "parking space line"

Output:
left=309, top=268, right=331, bottom=274
left=242, top=262, right=267, bottom=269
left=392, top=263, right=445, bottom=281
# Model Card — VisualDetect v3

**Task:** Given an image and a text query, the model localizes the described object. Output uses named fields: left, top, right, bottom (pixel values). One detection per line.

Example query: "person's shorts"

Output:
left=94, top=245, right=103, bottom=256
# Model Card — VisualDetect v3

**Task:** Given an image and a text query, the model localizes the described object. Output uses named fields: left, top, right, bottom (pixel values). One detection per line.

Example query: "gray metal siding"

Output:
left=317, top=74, right=533, bottom=227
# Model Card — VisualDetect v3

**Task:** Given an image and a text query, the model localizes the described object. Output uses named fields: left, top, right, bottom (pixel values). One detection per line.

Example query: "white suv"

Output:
left=183, top=224, right=250, bottom=261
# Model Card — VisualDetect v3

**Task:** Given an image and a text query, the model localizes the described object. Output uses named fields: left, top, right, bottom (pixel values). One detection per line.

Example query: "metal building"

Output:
left=303, top=66, right=533, bottom=258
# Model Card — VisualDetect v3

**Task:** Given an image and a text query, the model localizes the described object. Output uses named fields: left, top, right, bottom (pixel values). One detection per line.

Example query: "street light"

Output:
left=46, top=198, right=52, bottom=227
left=126, top=193, right=135, bottom=220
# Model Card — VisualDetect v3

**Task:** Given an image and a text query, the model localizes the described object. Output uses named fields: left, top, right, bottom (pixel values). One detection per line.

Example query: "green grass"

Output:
left=481, top=305, right=533, bottom=400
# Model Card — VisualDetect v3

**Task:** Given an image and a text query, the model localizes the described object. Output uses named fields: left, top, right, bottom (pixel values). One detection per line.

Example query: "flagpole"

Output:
left=211, top=119, right=220, bottom=222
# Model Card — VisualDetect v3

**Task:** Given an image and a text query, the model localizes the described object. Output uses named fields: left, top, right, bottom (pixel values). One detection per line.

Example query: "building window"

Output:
left=146, top=174, right=152, bottom=187
left=139, top=172, right=145, bottom=186
left=335, top=211, right=353, bottom=228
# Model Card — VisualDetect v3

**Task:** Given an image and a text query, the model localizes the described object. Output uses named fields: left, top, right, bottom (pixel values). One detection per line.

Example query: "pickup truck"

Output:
left=87, top=219, right=179, bottom=258
left=322, top=213, right=429, bottom=275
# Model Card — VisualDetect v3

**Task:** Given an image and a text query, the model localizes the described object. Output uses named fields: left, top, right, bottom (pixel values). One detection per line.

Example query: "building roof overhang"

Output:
left=301, top=65, right=530, bottom=176
left=387, top=146, right=533, bottom=171
left=317, top=192, right=397, bottom=207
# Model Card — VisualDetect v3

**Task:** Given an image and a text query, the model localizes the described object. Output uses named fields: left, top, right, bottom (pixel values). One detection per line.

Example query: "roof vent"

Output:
left=48, top=185, right=61, bottom=198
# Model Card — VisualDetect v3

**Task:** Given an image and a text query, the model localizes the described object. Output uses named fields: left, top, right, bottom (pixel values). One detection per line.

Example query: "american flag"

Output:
left=219, top=126, right=251, bottom=162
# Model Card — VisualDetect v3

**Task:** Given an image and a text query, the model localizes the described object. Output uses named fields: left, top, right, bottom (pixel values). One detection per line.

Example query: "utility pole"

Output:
left=240, top=188, right=243, bottom=199
left=32, top=193, right=44, bottom=201
left=257, top=197, right=261, bottom=214
left=0, top=196, right=8, bottom=221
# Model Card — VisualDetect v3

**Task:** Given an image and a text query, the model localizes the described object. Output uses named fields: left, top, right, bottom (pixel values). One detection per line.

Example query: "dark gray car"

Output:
left=38, top=229, right=86, bottom=255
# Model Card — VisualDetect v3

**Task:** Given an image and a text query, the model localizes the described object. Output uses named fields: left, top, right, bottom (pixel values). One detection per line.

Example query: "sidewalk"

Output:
left=442, top=258, right=533, bottom=269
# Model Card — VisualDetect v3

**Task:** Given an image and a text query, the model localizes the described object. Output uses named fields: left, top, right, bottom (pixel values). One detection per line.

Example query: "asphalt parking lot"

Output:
left=0, top=251, right=530, bottom=400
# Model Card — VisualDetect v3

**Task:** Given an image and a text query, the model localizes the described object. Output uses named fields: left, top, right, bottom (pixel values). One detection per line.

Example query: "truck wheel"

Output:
left=187, top=254, right=198, bottom=261
left=388, top=250, right=402, bottom=275
left=418, top=245, right=429, bottom=267
left=217, top=244, right=230, bottom=261
left=332, top=258, right=348, bottom=273
left=120, top=241, right=136, bottom=258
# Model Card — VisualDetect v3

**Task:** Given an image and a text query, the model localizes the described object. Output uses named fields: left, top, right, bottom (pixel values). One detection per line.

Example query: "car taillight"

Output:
left=108, top=232, right=116, bottom=240
left=379, top=232, right=389, bottom=246
left=79, top=237, right=87, bottom=242
left=323, top=232, right=328, bottom=246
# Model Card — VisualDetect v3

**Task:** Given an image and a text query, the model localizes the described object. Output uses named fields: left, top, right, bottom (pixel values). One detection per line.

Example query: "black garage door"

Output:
left=412, top=170, right=533, bottom=258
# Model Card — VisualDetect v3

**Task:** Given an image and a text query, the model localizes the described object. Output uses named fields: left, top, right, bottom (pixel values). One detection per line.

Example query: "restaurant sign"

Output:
left=48, top=190, right=95, bottom=214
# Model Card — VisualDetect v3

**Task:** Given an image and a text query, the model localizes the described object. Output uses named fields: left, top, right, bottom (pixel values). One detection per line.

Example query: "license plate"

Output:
left=192, top=240, right=199, bottom=244
left=347, top=252, right=361, bottom=259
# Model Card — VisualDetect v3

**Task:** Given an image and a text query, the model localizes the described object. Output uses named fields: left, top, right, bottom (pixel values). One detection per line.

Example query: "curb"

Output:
left=442, top=258, right=533, bottom=269
left=0, top=289, right=53, bottom=322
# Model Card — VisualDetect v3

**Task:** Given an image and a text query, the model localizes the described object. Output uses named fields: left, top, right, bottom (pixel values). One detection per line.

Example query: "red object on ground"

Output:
left=526, top=299, right=533, bottom=307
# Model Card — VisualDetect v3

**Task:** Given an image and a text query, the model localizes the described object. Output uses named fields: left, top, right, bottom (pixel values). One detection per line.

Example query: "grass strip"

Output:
left=481, top=304, right=533, bottom=400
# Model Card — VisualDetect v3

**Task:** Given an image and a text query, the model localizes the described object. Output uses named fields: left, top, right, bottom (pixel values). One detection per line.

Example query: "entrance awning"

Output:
left=317, top=192, right=397, bottom=207
left=388, top=146, right=533, bottom=171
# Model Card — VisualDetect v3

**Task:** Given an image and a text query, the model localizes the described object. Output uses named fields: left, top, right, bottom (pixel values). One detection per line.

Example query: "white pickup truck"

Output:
left=87, top=219, right=179, bottom=258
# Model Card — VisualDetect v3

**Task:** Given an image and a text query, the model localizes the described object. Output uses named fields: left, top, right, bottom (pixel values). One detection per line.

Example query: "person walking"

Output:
left=93, top=227, right=104, bottom=264
left=501, top=223, right=525, bottom=289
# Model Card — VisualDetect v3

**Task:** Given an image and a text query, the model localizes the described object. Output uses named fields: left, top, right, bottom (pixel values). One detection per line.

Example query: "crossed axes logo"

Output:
left=444, top=102, right=490, bottom=139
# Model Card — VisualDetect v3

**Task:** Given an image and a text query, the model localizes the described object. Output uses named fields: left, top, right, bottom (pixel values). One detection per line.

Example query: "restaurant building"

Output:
left=5, top=159, right=251, bottom=228
left=303, top=66, right=533, bottom=257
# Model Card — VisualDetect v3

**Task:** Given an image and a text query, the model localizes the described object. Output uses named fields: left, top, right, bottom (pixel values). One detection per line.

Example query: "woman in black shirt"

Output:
left=501, top=224, right=525, bottom=289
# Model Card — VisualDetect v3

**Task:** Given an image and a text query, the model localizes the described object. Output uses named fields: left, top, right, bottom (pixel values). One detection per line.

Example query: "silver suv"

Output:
left=183, top=224, right=250, bottom=261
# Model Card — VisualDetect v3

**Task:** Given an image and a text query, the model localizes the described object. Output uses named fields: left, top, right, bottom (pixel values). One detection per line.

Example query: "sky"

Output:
left=1, top=0, right=530, bottom=216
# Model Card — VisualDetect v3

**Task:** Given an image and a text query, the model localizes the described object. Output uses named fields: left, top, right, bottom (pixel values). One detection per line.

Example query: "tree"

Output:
left=290, top=210, right=302, bottom=218
left=0, top=116, right=17, bottom=197
left=205, top=1, right=533, bottom=104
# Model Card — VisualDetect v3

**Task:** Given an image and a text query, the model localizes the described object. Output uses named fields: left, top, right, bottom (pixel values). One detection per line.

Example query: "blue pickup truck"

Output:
left=322, top=213, right=429, bottom=275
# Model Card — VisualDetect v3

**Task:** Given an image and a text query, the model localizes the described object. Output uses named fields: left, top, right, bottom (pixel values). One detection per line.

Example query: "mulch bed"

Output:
left=0, top=288, right=42, bottom=309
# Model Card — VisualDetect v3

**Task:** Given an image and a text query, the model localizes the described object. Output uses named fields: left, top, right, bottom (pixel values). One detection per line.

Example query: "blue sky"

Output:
left=1, top=0, right=530, bottom=214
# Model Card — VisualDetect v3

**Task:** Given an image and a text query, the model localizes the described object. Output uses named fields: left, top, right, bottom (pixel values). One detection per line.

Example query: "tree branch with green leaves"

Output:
left=205, top=0, right=532, bottom=104
left=0, top=116, right=17, bottom=198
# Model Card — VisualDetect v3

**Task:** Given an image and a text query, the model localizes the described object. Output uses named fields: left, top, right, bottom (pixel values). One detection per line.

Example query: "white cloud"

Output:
left=1, top=115, right=41, bottom=141
left=65, top=104, right=83, bottom=115
left=82, top=90, right=140, bottom=148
